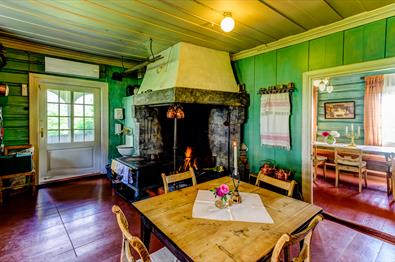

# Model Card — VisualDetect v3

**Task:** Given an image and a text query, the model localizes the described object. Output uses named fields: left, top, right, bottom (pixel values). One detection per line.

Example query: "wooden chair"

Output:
left=335, top=147, right=367, bottom=193
left=312, top=145, right=327, bottom=181
left=0, top=145, right=36, bottom=204
left=161, top=167, right=197, bottom=194
left=112, top=205, right=178, bottom=262
left=271, top=214, right=323, bottom=262
left=255, top=171, right=296, bottom=197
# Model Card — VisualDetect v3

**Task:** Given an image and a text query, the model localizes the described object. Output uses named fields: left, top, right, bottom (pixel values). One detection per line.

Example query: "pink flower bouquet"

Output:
left=211, top=184, right=232, bottom=202
left=321, top=130, right=340, bottom=144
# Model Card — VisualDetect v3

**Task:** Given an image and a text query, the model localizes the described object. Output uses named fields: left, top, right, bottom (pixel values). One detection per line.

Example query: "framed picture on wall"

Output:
left=324, top=101, right=355, bottom=119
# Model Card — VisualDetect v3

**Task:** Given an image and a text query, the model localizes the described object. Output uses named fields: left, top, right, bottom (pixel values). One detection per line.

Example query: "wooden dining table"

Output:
left=132, top=176, right=322, bottom=261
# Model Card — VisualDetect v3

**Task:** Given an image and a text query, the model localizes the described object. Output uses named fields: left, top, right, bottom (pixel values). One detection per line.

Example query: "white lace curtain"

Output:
left=382, top=74, right=395, bottom=146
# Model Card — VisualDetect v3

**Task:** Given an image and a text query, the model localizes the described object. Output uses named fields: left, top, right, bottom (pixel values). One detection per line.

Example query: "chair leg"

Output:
left=31, top=172, right=37, bottom=196
left=358, top=170, right=362, bottom=193
left=364, top=170, right=368, bottom=189
left=335, top=167, right=339, bottom=187
left=314, top=162, right=318, bottom=182
left=323, top=163, right=327, bottom=179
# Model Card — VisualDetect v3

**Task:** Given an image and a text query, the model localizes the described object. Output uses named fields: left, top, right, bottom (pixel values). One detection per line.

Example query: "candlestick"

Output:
left=346, top=123, right=360, bottom=147
left=233, top=141, right=237, bottom=174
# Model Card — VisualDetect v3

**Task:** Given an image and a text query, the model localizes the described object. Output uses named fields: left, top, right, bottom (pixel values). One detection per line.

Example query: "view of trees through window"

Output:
left=47, top=89, right=95, bottom=144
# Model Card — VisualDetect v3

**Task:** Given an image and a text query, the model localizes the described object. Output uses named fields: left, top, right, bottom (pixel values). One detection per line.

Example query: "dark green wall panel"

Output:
left=309, top=32, right=343, bottom=70
left=362, top=20, right=386, bottom=61
left=386, top=17, right=395, bottom=58
left=276, top=43, right=308, bottom=180
left=344, top=26, right=364, bottom=64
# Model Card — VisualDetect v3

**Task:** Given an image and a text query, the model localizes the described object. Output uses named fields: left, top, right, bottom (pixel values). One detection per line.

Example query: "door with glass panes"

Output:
left=39, top=84, right=101, bottom=182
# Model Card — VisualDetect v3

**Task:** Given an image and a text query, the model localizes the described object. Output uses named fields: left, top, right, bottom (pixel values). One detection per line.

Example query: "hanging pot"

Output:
left=0, top=84, right=9, bottom=96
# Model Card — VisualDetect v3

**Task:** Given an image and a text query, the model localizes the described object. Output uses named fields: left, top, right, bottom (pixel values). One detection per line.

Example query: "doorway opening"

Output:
left=302, top=57, right=395, bottom=236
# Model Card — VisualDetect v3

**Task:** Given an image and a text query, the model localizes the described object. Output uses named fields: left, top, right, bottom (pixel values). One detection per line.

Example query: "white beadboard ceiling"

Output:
left=0, top=0, right=393, bottom=62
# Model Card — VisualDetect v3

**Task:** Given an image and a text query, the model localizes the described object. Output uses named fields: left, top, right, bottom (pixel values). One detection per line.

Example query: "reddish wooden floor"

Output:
left=0, top=177, right=394, bottom=261
left=313, top=167, right=395, bottom=234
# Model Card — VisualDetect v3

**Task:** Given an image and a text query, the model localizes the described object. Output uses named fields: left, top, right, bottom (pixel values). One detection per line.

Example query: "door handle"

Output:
left=40, top=128, right=44, bottom=138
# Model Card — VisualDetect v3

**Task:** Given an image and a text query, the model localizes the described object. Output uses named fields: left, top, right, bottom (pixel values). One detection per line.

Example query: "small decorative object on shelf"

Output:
left=321, top=131, right=340, bottom=145
left=345, top=123, right=360, bottom=147
left=211, top=184, right=233, bottom=209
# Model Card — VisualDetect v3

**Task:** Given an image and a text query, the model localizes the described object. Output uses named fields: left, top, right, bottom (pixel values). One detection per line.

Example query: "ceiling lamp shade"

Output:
left=318, top=80, right=326, bottom=92
left=221, top=12, right=235, bottom=32
left=316, top=78, right=333, bottom=93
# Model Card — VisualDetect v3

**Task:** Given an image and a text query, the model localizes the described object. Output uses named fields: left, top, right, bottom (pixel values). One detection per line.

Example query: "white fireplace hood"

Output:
left=137, top=42, right=238, bottom=95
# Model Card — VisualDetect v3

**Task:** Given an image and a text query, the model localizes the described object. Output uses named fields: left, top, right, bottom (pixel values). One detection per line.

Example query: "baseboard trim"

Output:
left=38, top=173, right=105, bottom=188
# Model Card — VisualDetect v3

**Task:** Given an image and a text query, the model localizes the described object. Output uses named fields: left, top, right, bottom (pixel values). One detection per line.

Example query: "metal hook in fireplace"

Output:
left=167, top=104, right=185, bottom=172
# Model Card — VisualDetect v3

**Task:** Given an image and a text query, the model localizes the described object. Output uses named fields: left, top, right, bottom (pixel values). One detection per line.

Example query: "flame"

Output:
left=185, top=146, right=193, bottom=158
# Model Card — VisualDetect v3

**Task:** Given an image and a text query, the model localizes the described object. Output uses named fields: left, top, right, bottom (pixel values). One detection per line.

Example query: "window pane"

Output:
left=47, top=90, right=59, bottom=103
left=47, top=103, right=58, bottom=116
left=74, top=105, right=84, bottom=117
left=47, top=130, right=59, bottom=144
left=85, top=118, right=94, bottom=129
left=59, top=130, right=71, bottom=143
left=47, top=117, right=59, bottom=130
left=85, top=93, right=94, bottom=104
left=59, top=117, right=70, bottom=129
left=74, top=92, right=84, bottom=104
left=85, top=105, right=94, bottom=117
left=74, top=117, right=84, bottom=130
left=60, top=104, right=70, bottom=116
left=74, top=130, right=84, bottom=142
left=85, top=130, right=94, bottom=141
left=59, top=90, right=71, bottom=103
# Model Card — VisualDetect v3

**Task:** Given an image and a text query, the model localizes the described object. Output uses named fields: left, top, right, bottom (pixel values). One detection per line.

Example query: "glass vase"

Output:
left=324, top=136, right=336, bottom=145
left=215, top=199, right=231, bottom=209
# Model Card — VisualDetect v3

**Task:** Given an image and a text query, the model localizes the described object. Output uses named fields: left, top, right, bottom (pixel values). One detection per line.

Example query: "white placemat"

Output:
left=192, top=190, right=274, bottom=223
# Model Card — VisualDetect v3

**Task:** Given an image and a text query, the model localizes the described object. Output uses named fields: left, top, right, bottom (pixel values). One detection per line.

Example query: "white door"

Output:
left=38, top=83, right=101, bottom=182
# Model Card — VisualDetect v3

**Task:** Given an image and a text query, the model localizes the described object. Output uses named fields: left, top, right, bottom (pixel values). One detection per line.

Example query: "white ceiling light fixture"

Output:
left=315, top=78, right=333, bottom=93
left=221, top=12, right=235, bottom=32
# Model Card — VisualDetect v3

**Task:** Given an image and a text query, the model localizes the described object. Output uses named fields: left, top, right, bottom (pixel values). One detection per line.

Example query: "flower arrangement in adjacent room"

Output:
left=321, top=130, right=340, bottom=144
left=211, top=184, right=232, bottom=208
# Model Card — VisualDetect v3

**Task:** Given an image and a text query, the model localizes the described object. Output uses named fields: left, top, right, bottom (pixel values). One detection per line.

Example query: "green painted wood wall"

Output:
left=316, top=75, right=365, bottom=145
left=0, top=47, right=136, bottom=162
left=234, top=17, right=395, bottom=182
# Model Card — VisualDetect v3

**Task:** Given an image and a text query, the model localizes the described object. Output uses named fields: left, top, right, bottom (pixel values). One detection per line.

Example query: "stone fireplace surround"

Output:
left=128, top=87, right=248, bottom=172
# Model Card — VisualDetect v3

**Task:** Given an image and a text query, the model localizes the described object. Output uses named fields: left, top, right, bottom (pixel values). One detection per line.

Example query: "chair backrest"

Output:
left=161, top=167, right=197, bottom=194
left=255, top=171, right=296, bottom=197
left=112, top=205, right=151, bottom=262
left=271, top=214, right=323, bottom=262
left=335, top=147, right=363, bottom=166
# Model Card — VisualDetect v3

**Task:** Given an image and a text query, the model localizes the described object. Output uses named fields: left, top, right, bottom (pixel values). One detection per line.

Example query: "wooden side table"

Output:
left=0, top=145, right=36, bottom=204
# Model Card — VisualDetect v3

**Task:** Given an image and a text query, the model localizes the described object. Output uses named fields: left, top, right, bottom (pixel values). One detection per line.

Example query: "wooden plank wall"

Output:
left=235, top=17, right=395, bottom=179
left=317, top=74, right=365, bottom=145
left=0, top=49, right=44, bottom=146
left=0, top=47, right=137, bottom=161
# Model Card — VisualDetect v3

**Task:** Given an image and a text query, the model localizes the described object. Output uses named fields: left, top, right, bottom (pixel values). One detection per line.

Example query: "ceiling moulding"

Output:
left=0, top=35, right=138, bottom=68
left=232, top=3, right=395, bottom=61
